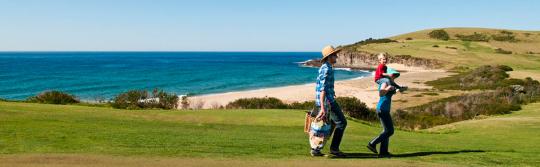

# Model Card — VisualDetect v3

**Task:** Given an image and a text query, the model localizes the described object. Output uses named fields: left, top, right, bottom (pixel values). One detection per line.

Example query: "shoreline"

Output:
left=188, top=64, right=450, bottom=109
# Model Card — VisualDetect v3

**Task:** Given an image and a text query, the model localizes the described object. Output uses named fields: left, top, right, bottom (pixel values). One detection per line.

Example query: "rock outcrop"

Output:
left=303, top=50, right=443, bottom=70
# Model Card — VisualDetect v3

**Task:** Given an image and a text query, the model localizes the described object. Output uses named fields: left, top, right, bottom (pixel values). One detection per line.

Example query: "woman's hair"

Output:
left=377, top=52, right=388, bottom=60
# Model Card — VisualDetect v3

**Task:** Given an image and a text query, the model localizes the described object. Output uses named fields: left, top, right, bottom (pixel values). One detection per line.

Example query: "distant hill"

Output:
left=341, top=27, right=540, bottom=79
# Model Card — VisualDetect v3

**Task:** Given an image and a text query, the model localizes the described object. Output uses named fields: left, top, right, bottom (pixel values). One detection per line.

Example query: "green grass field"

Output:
left=1, top=101, right=540, bottom=166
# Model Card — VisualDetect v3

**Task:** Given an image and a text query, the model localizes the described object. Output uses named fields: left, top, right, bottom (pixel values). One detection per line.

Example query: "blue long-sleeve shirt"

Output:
left=315, top=62, right=335, bottom=106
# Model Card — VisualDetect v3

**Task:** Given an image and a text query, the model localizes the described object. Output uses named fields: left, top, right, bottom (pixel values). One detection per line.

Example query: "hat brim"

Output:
left=320, top=49, right=341, bottom=62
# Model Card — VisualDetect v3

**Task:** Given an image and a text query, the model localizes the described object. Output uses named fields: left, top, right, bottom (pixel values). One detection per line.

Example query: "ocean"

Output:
left=0, top=52, right=371, bottom=101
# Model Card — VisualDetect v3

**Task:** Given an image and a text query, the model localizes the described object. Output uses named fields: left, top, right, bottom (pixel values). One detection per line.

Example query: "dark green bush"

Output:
left=335, top=97, right=377, bottom=121
left=27, top=90, right=79, bottom=104
left=226, top=97, right=288, bottom=109
left=112, top=89, right=178, bottom=110
left=455, top=32, right=490, bottom=42
left=354, top=38, right=397, bottom=46
left=492, top=30, right=517, bottom=42
left=111, top=90, right=148, bottom=109
left=495, top=48, right=512, bottom=54
left=225, top=97, right=377, bottom=121
left=428, top=29, right=450, bottom=40
left=288, top=101, right=315, bottom=110
left=432, top=45, right=439, bottom=48
left=405, top=37, right=413, bottom=40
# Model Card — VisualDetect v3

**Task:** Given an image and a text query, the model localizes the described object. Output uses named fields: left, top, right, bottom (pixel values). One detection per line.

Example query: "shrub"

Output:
left=445, top=46, right=458, bottom=50
left=181, top=95, right=190, bottom=109
left=152, top=89, right=179, bottom=109
left=288, top=101, right=316, bottom=110
left=455, top=32, right=490, bottom=42
left=226, top=97, right=288, bottom=109
left=111, top=89, right=178, bottom=110
left=495, top=48, right=512, bottom=54
left=111, top=90, right=148, bottom=109
left=405, top=37, right=413, bottom=40
left=335, top=97, right=377, bottom=121
left=224, top=97, right=377, bottom=121
left=490, top=30, right=517, bottom=42
left=354, top=38, right=397, bottom=46
left=432, top=45, right=439, bottom=48
left=428, top=29, right=450, bottom=40
left=27, top=90, right=79, bottom=104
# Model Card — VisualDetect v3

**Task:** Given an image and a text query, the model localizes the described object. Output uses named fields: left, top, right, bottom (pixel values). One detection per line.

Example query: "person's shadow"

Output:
left=332, top=150, right=486, bottom=159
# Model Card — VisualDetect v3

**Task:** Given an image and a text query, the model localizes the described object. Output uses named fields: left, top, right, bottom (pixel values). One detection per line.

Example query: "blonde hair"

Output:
left=377, top=52, right=388, bottom=60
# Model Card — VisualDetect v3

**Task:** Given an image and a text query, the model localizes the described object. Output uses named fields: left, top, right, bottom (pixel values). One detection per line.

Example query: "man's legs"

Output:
left=329, top=101, right=347, bottom=152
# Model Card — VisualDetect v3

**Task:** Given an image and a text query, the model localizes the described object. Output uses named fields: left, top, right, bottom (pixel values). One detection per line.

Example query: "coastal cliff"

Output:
left=303, top=50, right=443, bottom=71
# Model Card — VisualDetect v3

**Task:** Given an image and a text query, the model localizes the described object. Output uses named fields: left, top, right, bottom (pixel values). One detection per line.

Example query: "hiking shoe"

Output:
left=310, top=149, right=324, bottom=157
left=329, top=150, right=346, bottom=157
left=366, top=143, right=378, bottom=154
left=378, top=152, right=393, bottom=158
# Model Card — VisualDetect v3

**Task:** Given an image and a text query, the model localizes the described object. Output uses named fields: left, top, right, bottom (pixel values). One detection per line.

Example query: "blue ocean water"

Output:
left=0, top=52, right=370, bottom=101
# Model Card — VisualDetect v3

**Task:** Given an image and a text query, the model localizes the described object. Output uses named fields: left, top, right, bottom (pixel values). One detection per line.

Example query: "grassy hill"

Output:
left=1, top=101, right=540, bottom=166
left=344, top=27, right=540, bottom=79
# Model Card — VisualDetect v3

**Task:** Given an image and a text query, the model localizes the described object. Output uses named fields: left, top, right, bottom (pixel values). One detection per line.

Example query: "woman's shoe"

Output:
left=378, top=152, right=393, bottom=158
left=366, top=143, right=378, bottom=154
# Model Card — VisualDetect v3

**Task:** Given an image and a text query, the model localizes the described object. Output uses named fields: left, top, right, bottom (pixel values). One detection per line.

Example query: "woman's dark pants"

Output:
left=369, top=111, right=394, bottom=154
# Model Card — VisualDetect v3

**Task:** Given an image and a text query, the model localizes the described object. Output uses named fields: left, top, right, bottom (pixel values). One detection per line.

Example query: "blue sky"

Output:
left=0, top=0, right=539, bottom=51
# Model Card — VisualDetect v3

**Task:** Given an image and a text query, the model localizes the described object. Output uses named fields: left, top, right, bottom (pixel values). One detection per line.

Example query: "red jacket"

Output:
left=374, top=64, right=387, bottom=82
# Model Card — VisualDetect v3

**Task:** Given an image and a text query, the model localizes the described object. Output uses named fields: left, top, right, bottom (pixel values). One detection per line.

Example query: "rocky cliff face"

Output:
left=303, top=50, right=442, bottom=70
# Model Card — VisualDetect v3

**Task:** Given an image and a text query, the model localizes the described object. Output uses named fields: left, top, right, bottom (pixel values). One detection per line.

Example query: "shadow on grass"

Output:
left=333, top=150, right=486, bottom=159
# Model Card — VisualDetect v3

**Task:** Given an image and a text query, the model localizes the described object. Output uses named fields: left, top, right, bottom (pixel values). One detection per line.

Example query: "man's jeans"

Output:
left=369, top=111, right=394, bottom=154
left=328, top=101, right=347, bottom=152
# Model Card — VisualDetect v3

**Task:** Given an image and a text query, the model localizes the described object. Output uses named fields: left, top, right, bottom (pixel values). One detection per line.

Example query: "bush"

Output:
left=405, top=37, right=413, bottom=40
left=354, top=38, right=397, bottom=46
left=432, top=45, right=439, bottom=48
left=224, top=97, right=377, bottom=122
left=428, top=29, right=450, bottom=40
left=27, top=90, right=79, bottom=104
left=288, top=101, right=315, bottom=110
left=226, top=97, right=288, bottom=109
left=495, top=48, right=512, bottom=54
left=455, top=32, right=490, bottom=42
left=492, top=30, right=517, bottom=42
left=335, top=97, right=377, bottom=121
left=111, top=89, right=178, bottom=110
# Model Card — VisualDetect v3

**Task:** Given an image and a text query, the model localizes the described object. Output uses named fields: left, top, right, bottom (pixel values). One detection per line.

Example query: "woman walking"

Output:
left=366, top=68, right=401, bottom=158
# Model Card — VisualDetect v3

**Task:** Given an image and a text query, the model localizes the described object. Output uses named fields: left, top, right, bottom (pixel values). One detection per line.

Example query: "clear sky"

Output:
left=1, top=0, right=539, bottom=51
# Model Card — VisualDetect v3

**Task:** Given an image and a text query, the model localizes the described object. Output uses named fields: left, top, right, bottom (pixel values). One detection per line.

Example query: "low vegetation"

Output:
left=26, top=90, right=79, bottom=104
left=428, top=29, right=450, bottom=40
left=426, top=65, right=516, bottom=90
left=495, top=48, right=512, bottom=54
left=395, top=65, right=540, bottom=129
left=455, top=32, right=490, bottom=42
left=225, top=97, right=376, bottom=121
left=491, top=30, right=517, bottom=42
left=111, top=88, right=178, bottom=110
left=353, top=38, right=397, bottom=46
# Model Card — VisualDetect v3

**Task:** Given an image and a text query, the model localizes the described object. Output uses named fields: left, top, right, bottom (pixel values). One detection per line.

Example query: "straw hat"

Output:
left=320, top=45, right=341, bottom=62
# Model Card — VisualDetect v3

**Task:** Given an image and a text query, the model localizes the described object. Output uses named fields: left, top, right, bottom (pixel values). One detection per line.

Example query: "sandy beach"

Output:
left=188, top=64, right=451, bottom=109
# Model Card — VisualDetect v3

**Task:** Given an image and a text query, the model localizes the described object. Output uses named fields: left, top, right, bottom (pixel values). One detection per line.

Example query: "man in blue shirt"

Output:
left=312, top=45, right=347, bottom=157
